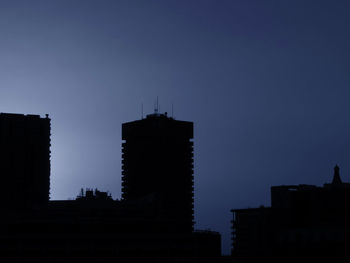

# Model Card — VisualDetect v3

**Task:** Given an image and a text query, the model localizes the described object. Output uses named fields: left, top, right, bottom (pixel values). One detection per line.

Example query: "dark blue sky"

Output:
left=1, top=0, right=350, bottom=254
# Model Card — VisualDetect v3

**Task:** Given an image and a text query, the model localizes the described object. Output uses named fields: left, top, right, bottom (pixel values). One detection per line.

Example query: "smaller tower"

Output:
left=332, top=165, right=342, bottom=184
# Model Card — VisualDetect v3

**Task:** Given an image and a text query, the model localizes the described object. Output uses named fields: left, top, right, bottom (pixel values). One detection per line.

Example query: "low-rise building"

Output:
left=231, top=165, right=350, bottom=262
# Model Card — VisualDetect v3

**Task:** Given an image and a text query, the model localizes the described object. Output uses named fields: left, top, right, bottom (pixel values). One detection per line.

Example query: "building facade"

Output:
left=121, top=112, right=194, bottom=232
left=231, top=166, right=350, bottom=263
left=0, top=113, right=51, bottom=208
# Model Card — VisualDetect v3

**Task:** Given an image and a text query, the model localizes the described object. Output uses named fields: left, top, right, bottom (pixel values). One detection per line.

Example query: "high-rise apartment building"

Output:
left=0, top=113, right=51, bottom=208
left=121, top=112, right=194, bottom=231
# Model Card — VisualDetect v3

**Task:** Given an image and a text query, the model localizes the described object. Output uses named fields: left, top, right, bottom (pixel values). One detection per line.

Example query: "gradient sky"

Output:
left=1, top=0, right=350, bottom=254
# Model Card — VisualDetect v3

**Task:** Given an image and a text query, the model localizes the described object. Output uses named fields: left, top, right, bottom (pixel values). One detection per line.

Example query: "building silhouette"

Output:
left=122, top=111, right=194, bottom=232
left=231, top=165, right=350, bottom=263
left=0, top=113, right=50, bottom=209
left=0, top=112, right=220, bottom=263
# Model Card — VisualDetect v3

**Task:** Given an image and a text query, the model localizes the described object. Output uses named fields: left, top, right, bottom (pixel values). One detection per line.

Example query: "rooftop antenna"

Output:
left=157, top=96, right=159, bottom=113
left=171, top=103, right=174, bottom=118
left=141, top=103, right=143, bottom=119
left=154, top=96, right=159, bottom=114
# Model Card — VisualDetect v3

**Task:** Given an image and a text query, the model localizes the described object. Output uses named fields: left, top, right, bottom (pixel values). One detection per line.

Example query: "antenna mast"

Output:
left=172, top=103, right=174, bottom=118
left=141, top=103, right=143, bottom=119
left=154, top=96, right=159, bottom=114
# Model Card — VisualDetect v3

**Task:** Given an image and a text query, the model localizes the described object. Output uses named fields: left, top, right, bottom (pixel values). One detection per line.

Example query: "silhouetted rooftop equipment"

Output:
left=332, top=164, right=342, bottom=184
left=76, top=188, right=112, bottom=201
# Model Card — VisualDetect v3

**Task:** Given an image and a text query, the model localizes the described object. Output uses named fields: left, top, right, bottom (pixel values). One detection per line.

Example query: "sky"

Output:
left=1, top=0, right=350, bottom=254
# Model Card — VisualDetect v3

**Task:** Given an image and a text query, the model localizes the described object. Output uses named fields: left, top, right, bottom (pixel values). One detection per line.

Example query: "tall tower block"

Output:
left=0, top=113, right=51, bottom=209
left=121, top=112, right=194, bottom=231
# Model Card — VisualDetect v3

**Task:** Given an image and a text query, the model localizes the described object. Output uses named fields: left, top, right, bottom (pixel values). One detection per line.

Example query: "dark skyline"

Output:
left=0, top=112, right=220, bottom=262
left=231, top=166, right=350, bottom=262
left=1, top=1, right=350, bottom=253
